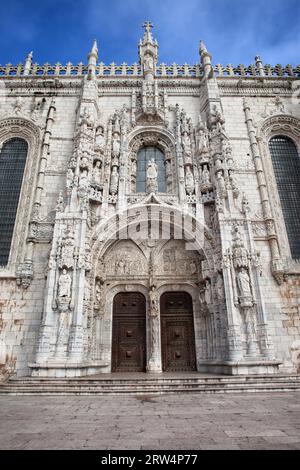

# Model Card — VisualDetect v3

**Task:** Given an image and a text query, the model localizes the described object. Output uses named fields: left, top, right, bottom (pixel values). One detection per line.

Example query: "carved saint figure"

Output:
left=182, top=132, right=192, bottom=157
left=112, top=132, right=121, bottom=159
left=237, top=268, right=252, bottom=298
left=146, top=159, right=158, bottom=193
left=149, top=286, right=159, bottom=317
left=92, top=160, right=102, bottom=185
left=58, top=269, right=72, bottom=298
left=147, top=159, right=158, bottom=179
left=110, top=166, right=119, bottom=195
left=200, top=164, right=212, bottom=193
left=204, top=279, right=213, bottom=305
left=144, top=53, right=154, bottom=72
left=185, top=166, right=195, bottom=195
left=95, top=126, right=105, bottom=154
left=197, top=125, right=209, bottom=156
left=79, top=169, right=89, bottom=190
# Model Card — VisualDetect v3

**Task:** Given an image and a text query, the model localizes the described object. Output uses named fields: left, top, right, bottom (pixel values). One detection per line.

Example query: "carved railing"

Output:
left=0, top=61, right=299, bottom=78
left=214, top=63, right=300, bottom=78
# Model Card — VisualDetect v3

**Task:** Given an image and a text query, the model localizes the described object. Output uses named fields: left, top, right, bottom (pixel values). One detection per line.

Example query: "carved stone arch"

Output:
left=0, top=117, right=41, bottom=274
left=90, top=202, right=215, bottom=273
left=127, top=126, right=176, bottom=194
left=257, top=114, right=300, bottom=264
left=258, top=114, right=300, bottom=151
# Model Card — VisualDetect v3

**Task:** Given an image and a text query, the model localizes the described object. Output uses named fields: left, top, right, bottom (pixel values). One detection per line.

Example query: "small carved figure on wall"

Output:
left=237, top=268, right=252, bottom=298
left=58, top=269, right=72, bottom=298
left=92, top=160, right=102, bottom=185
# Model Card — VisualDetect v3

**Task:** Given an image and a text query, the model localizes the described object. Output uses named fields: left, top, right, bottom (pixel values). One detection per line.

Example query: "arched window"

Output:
left=136, top=146, right=166, bottom=193
left=0, top=138, right=28, bottom=266
left=269, top=135, right=300, bottom=259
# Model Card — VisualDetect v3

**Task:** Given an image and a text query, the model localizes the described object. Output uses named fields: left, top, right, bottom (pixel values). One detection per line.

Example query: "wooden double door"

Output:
left=160, top=292, right=196, bottom=372
left=112, top=292, right=146, bottom=372
left=111, top=291, right=196, bottom=373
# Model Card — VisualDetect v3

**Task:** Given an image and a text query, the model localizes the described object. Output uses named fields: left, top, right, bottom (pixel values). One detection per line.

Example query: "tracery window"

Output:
left=136, top=146, right=166, bottom=193
left=268, top=135, right=300, bottom=260
left=0, top=138, right=28, bottom=266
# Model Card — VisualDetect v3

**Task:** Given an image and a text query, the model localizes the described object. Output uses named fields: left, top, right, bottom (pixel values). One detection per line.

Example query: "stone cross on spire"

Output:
left=143, top=21, right=153, bottom=34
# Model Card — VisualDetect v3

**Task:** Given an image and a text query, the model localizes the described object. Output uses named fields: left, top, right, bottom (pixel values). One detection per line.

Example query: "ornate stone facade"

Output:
left=0, top=24, right=299, bottom=379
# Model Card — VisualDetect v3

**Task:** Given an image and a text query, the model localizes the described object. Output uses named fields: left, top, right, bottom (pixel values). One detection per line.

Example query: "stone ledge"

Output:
left=29, top=361, right=109, bottom=378
left=198, top=360, right=282, bottom=376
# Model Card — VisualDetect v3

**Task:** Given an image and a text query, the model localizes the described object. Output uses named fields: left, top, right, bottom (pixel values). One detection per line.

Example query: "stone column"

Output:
left=68, top=214, right=87, bottom=360
left=147, top=287, right=162, bottom=373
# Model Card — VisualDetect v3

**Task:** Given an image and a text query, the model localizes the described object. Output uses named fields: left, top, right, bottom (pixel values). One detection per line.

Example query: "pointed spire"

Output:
left=199, top=40, right=207, bottom=55
left=87, top=39, right=98, bottom=80
left=199, top=40, right=213, bottom=78
left=90, top=39, right=98, bottom=57
left=23, top=51, right=33, bottom=76
left=139, top=21, right=158, bottom=80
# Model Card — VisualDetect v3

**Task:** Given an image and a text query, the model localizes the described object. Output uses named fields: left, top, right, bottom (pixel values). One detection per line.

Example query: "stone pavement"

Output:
left=0, top=392, right=299, bottom=450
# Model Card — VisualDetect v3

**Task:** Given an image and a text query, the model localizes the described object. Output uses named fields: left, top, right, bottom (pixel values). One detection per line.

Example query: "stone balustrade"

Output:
left=0, top=61, right=299, bottom=78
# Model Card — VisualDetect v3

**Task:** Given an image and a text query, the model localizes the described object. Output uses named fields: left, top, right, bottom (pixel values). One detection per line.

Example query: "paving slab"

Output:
left=0, top=392, right=299, bottom=450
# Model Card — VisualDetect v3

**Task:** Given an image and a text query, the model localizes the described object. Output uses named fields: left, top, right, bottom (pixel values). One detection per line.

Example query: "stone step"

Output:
left=1, top=375, right=300, bottom=395
left=6, top=373, right=300, bottom=384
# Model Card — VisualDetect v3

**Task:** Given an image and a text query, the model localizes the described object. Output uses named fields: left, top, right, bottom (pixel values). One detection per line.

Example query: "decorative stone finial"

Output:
left=23, top=51, right=33, bottom=76
left=199, top=40, right=213, bottom=78
left=255, top=55, right=265, bottom=77
left=88, top=39, right=98, bottom=79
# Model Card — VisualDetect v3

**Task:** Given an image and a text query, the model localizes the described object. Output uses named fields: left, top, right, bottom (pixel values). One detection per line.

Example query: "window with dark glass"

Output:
left=0, top=138, right=28, bottom=266
left=269, top=136, right=300, bottom=259
left=136, top=146, right=166, bottom=192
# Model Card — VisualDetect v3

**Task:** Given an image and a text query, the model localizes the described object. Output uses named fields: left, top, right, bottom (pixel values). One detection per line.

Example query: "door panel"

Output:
left=161, top=292, right=196, bottom=372
left=112, top=293, right=146, bottom=372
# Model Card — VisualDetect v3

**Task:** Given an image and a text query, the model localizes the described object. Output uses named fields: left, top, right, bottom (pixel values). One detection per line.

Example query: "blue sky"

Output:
left=0, top=0, right=299, bottom=66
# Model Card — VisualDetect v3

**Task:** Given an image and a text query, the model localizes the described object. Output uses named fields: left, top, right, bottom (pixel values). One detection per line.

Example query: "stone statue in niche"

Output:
left=58, top=269, right=72, bottom=298
left=182, top=131, right=192, bottom=159
left=204, top=279, right=213, bottom=305
left=185, top=167, right=195, bottom=195
left=79, top=107, right=93, bottom=133
left=237, top=268, right=252, bottom=299
left=146, top=159, right=158, bottom=193
left=149, top=286, right=159, bottom=317
left=79, top=169, right=89, bottom=190
left=216, top=171, right=226, bottom=197
left=80, top=151, right=89, bottom=170
left=189, top=260, right=197, bottom=275
left=144, top=53, right=154, bottom=72
left=200, top=164, right=212, bottom=193
left=197, top=121, right=209, bottom=158
left=92, top=160, right=102, bottom=185
left=60, top=227, right=74, bottom=269
left=110, top=167, right=119, bottom=195
left=216, top=273, right=224, bottom=300
left=112, top=132, right=121, bottom=160
left=94, top=126, right=105, bottom=154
